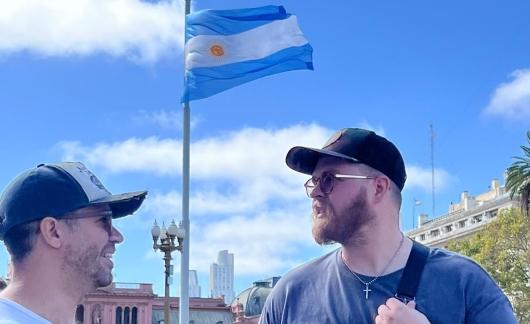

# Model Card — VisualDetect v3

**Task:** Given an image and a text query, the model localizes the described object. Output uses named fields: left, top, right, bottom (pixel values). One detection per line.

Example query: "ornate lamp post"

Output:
left=152, top=220, right=186, bottom=324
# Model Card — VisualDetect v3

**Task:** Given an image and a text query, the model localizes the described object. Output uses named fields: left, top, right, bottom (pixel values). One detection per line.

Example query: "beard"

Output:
left=63, top=243, right=113, bottom=290
left=312, top=187, right=375, bottom=245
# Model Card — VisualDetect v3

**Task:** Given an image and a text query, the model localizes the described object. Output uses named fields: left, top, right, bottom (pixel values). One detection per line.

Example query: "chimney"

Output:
left=461, top=191, right=468, bottom=201
left=491, top=178, right=499, bottom=190
left=418, top=214, right=429, bottom=227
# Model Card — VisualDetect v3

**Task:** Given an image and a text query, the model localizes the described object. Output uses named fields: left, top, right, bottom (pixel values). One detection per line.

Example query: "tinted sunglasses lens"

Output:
left=321, top=174, right=333, bottom=193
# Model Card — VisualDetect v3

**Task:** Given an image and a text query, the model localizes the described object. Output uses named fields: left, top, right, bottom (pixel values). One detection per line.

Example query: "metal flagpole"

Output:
left=180, top=1, right=191, bottom=324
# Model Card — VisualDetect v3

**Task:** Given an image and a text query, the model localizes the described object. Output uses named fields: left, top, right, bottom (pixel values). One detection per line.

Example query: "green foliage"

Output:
left=506, top=131, right=530, bottom=217
left=447, top=208, right=530, bottom=323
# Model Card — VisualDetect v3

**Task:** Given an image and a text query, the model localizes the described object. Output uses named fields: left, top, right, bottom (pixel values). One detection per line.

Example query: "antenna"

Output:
left=430, top=123, right=436, bottom=218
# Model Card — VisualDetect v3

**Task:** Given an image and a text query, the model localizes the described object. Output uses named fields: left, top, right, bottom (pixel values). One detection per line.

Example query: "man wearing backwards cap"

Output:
left=259, top=128, right=516, bottom=324
left=0, top=162, right=147, bottom=324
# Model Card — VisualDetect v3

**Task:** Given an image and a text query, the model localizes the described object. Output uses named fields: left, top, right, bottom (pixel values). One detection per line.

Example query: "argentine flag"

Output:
left=181, top=5, right=314, bottom=103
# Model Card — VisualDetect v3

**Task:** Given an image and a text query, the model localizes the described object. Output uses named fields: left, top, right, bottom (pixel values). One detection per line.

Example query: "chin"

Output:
left=93, top=271, right=113, bottom=288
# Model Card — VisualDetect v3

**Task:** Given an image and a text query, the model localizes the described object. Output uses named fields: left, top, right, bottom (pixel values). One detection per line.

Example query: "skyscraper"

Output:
left=189, top=270, right=201, bottom=297
left=209, top=250, right=235, bottom=304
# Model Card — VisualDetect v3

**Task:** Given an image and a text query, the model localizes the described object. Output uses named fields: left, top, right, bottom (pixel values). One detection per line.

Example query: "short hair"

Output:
left=0, top=277, right=7, bottom=291
left=3, top=220, right=41, bottom=263
left=356, top=163, right=403, bottom=207
left=3, top=218, right=79, bottom=263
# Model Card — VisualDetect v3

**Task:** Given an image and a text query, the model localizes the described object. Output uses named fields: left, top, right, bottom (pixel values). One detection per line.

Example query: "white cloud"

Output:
left=484, top=69, right=530, bottom=119
left=0, top=0, right=185, bottom=62
left=55, top=124, right=456, bottom=276
left=405, top=165, right=457, bottom=192
left=190, top=207, right=317, bottom=275
left=58, top=123, right=331, bottom=180
left=134, top=109, right=202, bottom=130
left=58, top=137, right=180, bottom=175
left=147, top=202, right=318, bottom=276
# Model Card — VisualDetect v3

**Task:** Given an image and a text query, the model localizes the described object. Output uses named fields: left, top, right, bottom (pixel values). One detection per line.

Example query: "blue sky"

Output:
left=1, top=0, right=530, bottom=298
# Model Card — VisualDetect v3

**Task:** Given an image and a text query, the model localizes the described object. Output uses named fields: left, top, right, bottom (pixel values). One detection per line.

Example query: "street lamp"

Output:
left=152, top=220, right=186, bottom=324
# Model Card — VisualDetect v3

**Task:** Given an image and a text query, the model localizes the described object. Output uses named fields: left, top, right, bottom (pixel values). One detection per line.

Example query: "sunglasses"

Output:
left=304, top=173, right=376, bottom=197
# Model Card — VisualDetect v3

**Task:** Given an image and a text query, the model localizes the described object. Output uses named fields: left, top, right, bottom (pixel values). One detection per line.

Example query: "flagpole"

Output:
left=180, top=0, right=191, bottom=323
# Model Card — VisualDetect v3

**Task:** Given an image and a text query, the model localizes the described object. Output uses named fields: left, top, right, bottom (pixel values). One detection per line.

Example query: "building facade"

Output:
left=75, top=282, right=233, bottom=324
left=210, top=250, right=235, bottom=304
left=405, top=177, right=520, bottom=248
left=231, top=277, right=281, bottom=324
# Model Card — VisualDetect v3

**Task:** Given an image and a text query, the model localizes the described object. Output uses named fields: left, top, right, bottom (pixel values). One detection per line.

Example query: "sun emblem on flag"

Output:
left=206, top=40, right=228, bottom=62
left=210, top=45, right=224, bottom=57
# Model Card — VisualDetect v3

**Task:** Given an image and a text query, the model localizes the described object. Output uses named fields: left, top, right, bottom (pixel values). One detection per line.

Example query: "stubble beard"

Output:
left=63, top=244, right=113, bottom=291
left=312, top=188, right=375, bottom=246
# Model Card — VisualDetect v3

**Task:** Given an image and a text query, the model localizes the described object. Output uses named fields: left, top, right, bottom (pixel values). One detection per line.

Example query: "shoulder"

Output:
left=0, top=298, right=51, bottom=324
left=267, top=248, right=340, bottom=296
left=423, top=248, right=517, bottom=322
left=423, top=248, right=509, bottom=304
left=260, top=249, right=341, bottom=323
left=280, top=249, right=339, bottom=281
left=426, top=248, right=490, bottom=276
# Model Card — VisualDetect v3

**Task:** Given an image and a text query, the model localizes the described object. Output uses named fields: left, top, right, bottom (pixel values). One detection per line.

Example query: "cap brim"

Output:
left=286, top=147, right=359, bottom=175
left=88, top=190, right=148, bottom=218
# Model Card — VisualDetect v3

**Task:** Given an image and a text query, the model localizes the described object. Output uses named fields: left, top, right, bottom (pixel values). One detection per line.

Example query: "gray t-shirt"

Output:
left=259, top=247, right=517, bottom=324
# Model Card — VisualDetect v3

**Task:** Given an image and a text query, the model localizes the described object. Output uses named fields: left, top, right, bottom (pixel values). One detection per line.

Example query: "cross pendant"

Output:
left=363, top=283, right=371, bottom=299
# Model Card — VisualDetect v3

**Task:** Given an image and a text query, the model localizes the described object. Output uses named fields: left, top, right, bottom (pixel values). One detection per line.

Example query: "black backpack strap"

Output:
left=395, top=240, right=430, bottom=304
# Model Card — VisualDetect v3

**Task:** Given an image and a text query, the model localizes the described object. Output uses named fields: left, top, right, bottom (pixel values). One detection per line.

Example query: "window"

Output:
left=124, top=307, right=130, bottom=324
left=419, top=234, right=425, bottom=241
left=75, top=305, right=84, bottom=323
left=431, top=229, right=440, bottom=237
left=116, top=307, right=123, bottom=324
left=131, top=307, right=138, bottom=324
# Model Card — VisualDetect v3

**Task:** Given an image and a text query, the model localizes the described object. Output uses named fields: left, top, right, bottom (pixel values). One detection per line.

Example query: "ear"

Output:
left=39, top=217, right=66, bottom=249
left=373, top=176, right=390, bottom=202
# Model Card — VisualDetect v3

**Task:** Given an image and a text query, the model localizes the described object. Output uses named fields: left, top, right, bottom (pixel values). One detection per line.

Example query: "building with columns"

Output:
left=73, top=282, right=233, bottom=324
left=230, top=277, right=281, bottom=324
left=405, top=175, right=520, bottom=248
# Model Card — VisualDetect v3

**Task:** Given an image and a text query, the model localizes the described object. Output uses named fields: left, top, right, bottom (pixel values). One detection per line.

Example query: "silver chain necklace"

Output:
left=341, top=233, right=405, bottom=300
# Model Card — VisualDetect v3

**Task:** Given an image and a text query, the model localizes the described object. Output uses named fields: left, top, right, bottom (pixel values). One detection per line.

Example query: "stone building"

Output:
left=73, top=282, right=233, bottom=324
left=230, top=277, right=281, bottom=324
left=405, top=176, right=520, bottom=248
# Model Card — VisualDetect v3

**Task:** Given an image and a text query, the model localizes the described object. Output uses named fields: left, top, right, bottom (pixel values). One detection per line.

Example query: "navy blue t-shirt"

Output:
left=259, top=247, right=517, bottom=324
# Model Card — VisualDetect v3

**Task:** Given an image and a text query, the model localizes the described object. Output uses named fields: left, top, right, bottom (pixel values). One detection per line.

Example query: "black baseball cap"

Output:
left=0, top=162, right=148, bottom=240
left=286, top=128, right=407, bottom=191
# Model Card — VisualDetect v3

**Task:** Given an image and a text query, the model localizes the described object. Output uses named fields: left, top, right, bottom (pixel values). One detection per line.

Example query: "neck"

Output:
left=341, top=229, right=411, bottom=276
left=1, top=264, right=87, bottom=324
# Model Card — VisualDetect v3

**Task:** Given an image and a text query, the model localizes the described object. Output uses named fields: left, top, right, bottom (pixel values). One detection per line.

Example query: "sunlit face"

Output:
left=310, top=157, right=376, bottom=245
left=61, top=204, right=123, bottom=289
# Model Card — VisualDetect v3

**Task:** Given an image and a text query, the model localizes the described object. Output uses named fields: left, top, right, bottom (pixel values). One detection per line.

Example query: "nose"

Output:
left=110, top=226, right=124, bottom=244
left=309, top=181, right=324, bottom=199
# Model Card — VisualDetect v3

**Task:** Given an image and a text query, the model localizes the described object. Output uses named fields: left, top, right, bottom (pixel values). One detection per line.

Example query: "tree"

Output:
left=447, top=208, right=530, bottom=323
left=506, top=131, right=530, bottom=217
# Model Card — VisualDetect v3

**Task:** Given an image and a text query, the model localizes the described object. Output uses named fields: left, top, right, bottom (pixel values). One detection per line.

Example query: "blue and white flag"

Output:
left=181, top=5, right=314, bottom=103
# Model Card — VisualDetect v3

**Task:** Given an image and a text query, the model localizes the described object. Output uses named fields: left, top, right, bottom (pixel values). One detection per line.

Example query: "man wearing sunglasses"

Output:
left=259, top=128, right=516, bottom=324
left=0, top=162, right=147, bottom=324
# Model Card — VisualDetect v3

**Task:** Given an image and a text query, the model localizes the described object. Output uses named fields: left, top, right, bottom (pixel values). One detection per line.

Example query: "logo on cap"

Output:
left=323, top=129, right=345, bottom=149
left=75, top=164, right=111, bottom=194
